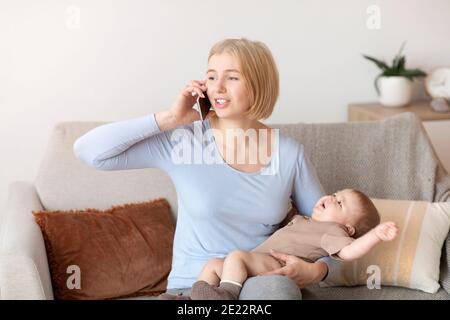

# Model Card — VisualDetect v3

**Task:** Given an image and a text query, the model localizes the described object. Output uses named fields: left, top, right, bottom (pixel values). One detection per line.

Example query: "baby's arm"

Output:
left=337, top=222, right=398, bottom=261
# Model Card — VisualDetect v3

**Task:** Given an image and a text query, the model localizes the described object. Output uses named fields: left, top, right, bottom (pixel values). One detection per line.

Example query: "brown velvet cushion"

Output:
left=33, top=198, right=174, bottom=300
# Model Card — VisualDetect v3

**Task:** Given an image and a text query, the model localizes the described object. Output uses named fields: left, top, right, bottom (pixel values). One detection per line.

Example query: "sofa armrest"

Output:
left=0, top=181, right=53, bottom=299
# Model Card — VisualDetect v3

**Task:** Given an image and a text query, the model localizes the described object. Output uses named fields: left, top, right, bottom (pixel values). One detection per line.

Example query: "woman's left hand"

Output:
left=260, top=249, right=328, bottom=289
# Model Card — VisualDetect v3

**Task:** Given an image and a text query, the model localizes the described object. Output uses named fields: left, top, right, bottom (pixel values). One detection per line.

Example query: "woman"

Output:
left=73, top=38, right=329, bottom=299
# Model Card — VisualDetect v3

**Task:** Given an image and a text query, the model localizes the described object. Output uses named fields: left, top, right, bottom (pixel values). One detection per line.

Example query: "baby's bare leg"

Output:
left=191, top=251, right=281, bottom=300
left=197, top=258, right=224, bottom=286
left=221, top=250, right=282, bottom=285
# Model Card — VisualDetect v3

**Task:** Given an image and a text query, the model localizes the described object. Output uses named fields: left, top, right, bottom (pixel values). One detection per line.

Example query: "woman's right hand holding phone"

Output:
left=169, top=79, right=208, bottom=126
left=155, top=79, right=211, bottom=131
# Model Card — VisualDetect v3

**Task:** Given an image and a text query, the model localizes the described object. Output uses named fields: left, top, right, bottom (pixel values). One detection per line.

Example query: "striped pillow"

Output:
left=321, top=199, right=450, bottom=293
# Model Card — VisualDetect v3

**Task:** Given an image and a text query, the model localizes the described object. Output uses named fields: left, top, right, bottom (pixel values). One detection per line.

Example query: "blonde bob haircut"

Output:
left=207, top=38, right=279, bottom=120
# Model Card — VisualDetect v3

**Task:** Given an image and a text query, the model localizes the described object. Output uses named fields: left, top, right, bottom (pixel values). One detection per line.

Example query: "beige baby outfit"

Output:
left=253, top=215, right=354, bottom=262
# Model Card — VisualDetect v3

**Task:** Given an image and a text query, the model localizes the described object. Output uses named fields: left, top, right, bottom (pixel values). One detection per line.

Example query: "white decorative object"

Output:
left=430, top=98, right=450, bottom=113
left=425, top=67, right=450, bottom=113
left=378, top=76, right=413, bottom=107
left=425, top=67, right=450, bottom=100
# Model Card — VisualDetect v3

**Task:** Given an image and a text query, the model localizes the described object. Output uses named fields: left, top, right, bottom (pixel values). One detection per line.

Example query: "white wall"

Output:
left=1, top=0, right=450, bottom=212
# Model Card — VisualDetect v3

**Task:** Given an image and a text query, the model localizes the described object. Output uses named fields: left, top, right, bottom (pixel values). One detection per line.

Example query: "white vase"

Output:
left=378, top=76, right=412, bottom=107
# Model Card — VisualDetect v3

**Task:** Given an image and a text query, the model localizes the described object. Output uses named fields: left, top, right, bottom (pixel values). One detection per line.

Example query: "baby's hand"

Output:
left=374, top=222, right=398, bottom=241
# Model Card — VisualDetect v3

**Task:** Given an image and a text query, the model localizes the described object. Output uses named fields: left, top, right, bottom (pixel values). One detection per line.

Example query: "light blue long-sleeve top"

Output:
left=73, top=113, right=326, bottom=289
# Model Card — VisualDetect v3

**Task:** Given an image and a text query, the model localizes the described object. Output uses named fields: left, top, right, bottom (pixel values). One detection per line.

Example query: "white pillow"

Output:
left=320, top=199, right=450, bottom=293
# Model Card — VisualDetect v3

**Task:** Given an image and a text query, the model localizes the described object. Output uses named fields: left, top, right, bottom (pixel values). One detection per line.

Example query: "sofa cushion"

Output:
left=276, top=113, right=449, bottom=202
left=321, top=199, right=450, bottom=293
left=35, top=122, right=178, bottom=222
left=33, top=198, right=174, bottom=300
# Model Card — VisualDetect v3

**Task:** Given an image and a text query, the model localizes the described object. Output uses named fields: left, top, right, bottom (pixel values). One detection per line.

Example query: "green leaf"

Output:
left=362, top=54, right=389, bottom=71
left=397, top=41, right=407, bottom=57
left=392, top=42, right=407, bottom=71
left=374, top=74, right=382, bottom=96
left=398, top=69, right=427, bottom=78
left=393, top=56, right=406, bottom=72
left=397, top=56, right=406, bottom=71
left=392, top=56, right=399, bottom=70
left=382, top=69, right=398, bottom=76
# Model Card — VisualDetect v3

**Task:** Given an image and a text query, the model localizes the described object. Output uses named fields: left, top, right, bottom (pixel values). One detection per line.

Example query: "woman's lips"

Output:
left=214, top=100, right=230, bottom=108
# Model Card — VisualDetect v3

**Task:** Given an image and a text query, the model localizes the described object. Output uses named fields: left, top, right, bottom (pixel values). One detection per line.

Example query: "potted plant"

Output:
left=363, top=42, right=427, bottom=107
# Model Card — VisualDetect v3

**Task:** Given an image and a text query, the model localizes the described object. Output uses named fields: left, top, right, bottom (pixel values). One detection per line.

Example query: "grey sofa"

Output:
left=1, top=112, right=449, bottom=299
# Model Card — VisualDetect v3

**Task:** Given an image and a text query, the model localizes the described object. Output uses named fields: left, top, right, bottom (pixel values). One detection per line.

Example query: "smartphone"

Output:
left=198, top=91, right=212, bottom=121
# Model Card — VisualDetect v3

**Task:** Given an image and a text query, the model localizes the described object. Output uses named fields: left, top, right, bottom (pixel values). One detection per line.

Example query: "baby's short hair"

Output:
left=348, top=189, right=380, bottom=238
left=208, top=38, right=279, bottom=120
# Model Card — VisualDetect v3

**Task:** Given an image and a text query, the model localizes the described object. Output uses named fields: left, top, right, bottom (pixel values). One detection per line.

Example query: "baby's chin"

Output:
left=311, top=211, right=333, bottom=223
left=311, top=211, right=322, bottom=221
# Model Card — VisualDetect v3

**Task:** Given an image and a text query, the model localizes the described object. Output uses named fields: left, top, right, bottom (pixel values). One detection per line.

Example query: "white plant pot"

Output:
left=378, top=76, right=412, bottom=107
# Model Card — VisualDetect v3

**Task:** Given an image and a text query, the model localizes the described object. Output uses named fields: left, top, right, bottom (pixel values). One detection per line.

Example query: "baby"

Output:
left=161, top=188, right=398, bottom=300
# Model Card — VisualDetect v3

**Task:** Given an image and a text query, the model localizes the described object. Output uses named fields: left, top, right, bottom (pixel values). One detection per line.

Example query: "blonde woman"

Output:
left=74, top=38, right=329, bottom=299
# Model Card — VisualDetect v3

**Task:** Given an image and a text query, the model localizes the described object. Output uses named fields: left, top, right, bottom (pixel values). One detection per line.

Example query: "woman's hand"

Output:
left=169, top=79, right=211, bottom=126
left=260, top=249, right=328, bottom=289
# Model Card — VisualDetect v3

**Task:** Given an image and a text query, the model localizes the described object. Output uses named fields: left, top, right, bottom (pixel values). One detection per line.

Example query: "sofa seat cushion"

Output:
left=303, top=284, right=450, bottom=300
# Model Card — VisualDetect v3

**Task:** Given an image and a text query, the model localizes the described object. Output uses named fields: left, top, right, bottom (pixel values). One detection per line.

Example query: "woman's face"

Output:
left=206, top=53, right=251, bottom=119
